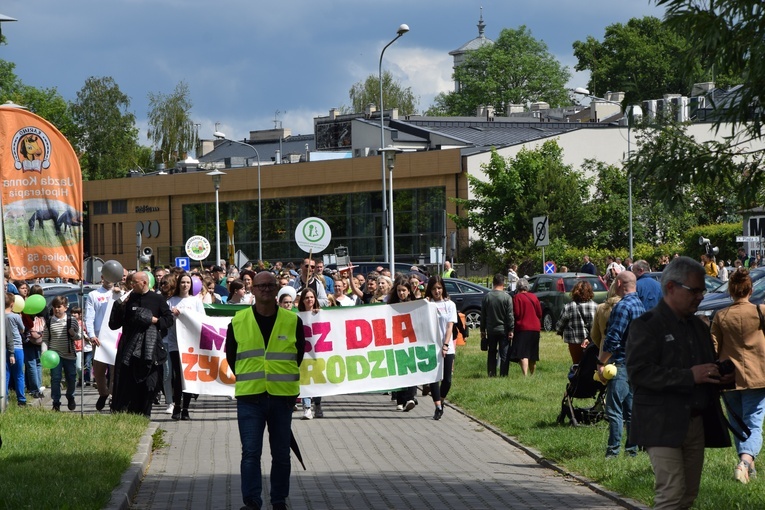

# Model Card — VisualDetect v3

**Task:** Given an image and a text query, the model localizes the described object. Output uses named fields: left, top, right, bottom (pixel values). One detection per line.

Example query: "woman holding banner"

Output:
left=425, top=275, right=457, bottom=421
left=166, top=272, right=205, bottom=420
left=298, top=288, right=323, bottom=419
left=388, top=276, right=418, bottom=411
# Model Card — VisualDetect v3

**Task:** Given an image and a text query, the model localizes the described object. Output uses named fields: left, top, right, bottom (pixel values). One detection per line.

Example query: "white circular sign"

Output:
left=185, top=235, right=212, bottom=261
left=295, top=217, right=331, bottom=253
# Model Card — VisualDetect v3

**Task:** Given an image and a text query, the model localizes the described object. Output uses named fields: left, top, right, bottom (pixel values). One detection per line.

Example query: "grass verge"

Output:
left=449, top=332, right=765, bottom=509
left=0, top=404, right=147, bottom=509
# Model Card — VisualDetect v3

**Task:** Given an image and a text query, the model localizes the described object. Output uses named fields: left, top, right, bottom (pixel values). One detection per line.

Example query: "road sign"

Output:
left=185, top=235, right=211, bottom=261
left=736, top=236, right=761, bottom=243
left=533, top=216, right=549, bottom=247
left=295, top=217, right=332, bottom=253
left=175, top=257, right=190, bottom=270
left=544, top=261, right=557, bottom=274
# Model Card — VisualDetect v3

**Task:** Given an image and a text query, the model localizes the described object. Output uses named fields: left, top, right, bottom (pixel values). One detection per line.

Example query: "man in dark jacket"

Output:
left=109, top=271, right=174, bottom=417
left=480, top=274, right=514, bottom=377
left=627, top=256, right=731, bottom=509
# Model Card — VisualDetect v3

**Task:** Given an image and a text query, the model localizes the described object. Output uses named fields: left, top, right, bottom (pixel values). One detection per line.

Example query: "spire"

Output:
left=477, top=7, right=486, bottom=40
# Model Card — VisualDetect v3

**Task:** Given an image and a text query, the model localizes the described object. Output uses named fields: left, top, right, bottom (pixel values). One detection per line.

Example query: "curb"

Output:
left=446, top=401, right=650, bottom=510
left=104, top=422, right=158, bottom=510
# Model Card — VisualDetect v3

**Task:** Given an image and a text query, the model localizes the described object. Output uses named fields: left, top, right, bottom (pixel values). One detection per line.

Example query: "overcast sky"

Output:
left=2, top=0, right=664, bottom=148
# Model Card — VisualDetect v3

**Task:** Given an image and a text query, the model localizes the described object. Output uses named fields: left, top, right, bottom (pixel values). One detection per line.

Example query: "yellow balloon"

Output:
left=603, top=364, right=618, bottom=380
left=12, top=294, right=25, bottom=313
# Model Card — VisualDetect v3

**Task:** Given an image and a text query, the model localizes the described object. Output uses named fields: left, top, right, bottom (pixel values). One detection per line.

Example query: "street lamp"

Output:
left=213, top=132, right=263, bottom=262
left=380, top=146, right=400, bottom=275
left=206, top=169, right=226, bottom=267
left=574, top=88, right=641, bottom=260
left=379, top=23, right=409, bottom=263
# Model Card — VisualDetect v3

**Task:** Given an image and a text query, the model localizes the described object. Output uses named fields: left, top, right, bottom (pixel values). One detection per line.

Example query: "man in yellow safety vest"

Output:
left=226, top=271, right=306, bottom=510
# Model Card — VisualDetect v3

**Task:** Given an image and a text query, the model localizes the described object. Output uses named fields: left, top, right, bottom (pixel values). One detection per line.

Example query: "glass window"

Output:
left=111, top=200, right=127, bottom=214
left=93, top=201, right=108, bottom=215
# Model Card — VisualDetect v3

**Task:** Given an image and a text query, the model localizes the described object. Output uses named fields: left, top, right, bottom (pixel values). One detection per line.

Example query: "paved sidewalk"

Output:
left=102, top=391, right=647, bottom=510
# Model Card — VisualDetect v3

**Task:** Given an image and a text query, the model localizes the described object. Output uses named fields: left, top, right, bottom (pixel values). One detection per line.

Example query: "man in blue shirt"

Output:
left=599, top=271, right=646, bottom=458
left=633, top=260, right=662, bottom=310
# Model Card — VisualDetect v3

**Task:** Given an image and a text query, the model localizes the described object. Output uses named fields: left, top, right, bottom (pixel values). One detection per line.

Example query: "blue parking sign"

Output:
left=175, top=257, right=190, bottom=270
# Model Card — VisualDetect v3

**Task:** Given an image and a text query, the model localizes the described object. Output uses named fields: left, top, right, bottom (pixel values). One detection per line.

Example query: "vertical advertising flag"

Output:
left=0, top=106, right=83, bottom=280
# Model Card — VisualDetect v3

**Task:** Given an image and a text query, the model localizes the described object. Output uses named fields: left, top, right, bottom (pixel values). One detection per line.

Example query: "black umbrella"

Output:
left=290, top=431, right=306, bottom=470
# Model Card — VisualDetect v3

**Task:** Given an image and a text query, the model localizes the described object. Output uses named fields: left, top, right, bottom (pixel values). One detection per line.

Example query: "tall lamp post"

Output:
left=379, top=23, right=409, bottom=262
left=380, top=146, right=400, bottom=275
left=213, top=132, right=263, bottom=262
left=574, top=88, right=642, bottom=260
left=206, top=169, right=226, bottom=267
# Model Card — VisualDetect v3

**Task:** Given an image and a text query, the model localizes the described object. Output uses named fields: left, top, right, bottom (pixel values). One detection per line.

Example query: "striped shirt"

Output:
left=43, top=315, right=81, bottom=360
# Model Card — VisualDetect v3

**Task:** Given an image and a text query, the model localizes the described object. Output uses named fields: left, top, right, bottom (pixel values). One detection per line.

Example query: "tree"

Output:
left=573, top=17, right=711, bottom=104
left=71, top=76, right=140, bottom=180
left=626, top=1, right=765, bottom=209
left=146, top=81, right=197, bottom=167
left=0, top=59, right=75, bottom=139
left=346, top=70, right=418, bottom=115
left=453, top=141, right=590, bottom=258
left=431, top=26, right=570, bottom=117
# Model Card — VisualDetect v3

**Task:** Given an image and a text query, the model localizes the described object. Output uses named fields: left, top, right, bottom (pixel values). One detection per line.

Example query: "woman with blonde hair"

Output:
left=590, top=279, right=621, bottom=351
left=711, top=269, right=765, bottom=484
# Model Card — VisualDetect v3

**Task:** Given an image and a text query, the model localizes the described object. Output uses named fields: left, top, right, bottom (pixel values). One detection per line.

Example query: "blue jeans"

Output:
left=6, top=347, right=26, bottom=404
left=50, top=357, right=77, bottom=404
left=23, top=343, right=42, bottom=394
left=605, top=366, right=636, bottom=456
left=724, top=388, right=765, bottom=458
left=237, top=397, right=293, bottom=508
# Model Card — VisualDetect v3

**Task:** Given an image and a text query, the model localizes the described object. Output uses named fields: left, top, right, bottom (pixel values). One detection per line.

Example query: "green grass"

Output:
left=450, top=332, right=765, bottom=509
left=0, top=404, right=147, bottom=509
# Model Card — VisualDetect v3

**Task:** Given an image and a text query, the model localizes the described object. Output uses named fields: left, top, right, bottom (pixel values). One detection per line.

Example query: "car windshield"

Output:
left=563, top=277, right=606, bottom=292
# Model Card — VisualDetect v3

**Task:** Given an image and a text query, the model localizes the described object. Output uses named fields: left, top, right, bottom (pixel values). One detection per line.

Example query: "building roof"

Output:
left=198, top=134, right=316, bottom=165
left=449, top=8, right=493, bottom=56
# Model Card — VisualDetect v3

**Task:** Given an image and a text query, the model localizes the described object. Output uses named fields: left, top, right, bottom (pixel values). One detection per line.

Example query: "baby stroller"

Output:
left=556, top=343, right=607, bottom=426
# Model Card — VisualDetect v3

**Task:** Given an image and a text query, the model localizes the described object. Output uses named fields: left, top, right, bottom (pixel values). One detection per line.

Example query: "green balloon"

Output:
left=148, top=272, right=156, bottom=290
left=41, top=350, right=60, bottom=369
left=23, top=294, right=46, bottom=315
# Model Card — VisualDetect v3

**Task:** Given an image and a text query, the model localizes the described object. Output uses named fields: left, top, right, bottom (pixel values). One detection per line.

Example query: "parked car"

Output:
left=327, top=261, right=417, bottom=277
left=644, top=272, right=723, bottom=294
left=527, top=273, right=609, bottom=331
left=442, top=278, right=491, bottom=330
left=695, top=267, right=765, bottom=324
left=38, top=283, right=99, bottom=316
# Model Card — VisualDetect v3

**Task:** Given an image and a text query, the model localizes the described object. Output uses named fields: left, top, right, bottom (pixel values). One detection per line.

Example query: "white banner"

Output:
left=93, top=299, right=119, bottom=365
left=175, top=300, right=442, bottom=398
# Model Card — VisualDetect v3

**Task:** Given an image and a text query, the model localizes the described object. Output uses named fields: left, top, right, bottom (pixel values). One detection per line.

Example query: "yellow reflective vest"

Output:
left=231, top=307, right=300, bottom=397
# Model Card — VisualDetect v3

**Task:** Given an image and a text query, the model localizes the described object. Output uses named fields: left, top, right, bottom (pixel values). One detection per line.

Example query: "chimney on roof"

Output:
left=365, top=103, right=377, bottom=118
left=329, top=108, right=339, bottom=120
left=691, top=82, right=715, bottom=96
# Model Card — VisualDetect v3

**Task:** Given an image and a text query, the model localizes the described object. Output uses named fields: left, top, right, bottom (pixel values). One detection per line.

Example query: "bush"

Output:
left=682, top=223, right=741, bottom=263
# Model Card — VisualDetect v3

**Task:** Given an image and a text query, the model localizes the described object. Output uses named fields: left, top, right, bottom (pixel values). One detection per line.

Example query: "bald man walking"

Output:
left=599, top=271, right=646, bottom=458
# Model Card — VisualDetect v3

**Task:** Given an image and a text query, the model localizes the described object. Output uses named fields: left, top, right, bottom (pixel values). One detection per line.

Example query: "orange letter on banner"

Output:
left=392, top=314, right=417, bottom=345
left=197, top=355, right=220, bottom=382
left=219, top=358, right=236, bottom=384
left=345, top=319, right=372, bottom=350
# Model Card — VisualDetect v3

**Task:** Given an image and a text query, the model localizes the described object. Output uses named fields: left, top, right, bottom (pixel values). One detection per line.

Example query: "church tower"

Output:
left=448, top=8, right=494, bottom=91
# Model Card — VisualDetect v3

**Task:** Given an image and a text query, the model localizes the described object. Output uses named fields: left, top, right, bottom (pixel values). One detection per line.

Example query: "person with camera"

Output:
left=711, top=268, right=765, bottom=484
left=627, top=257, right=731, bottom=509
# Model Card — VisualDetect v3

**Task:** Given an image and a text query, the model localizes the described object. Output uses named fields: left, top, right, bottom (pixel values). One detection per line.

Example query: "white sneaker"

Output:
left=39, top=386, right=46, bottom=391
left=404, top=400, right=416, bottom=412
left=396, top=404, right=404, bottom=411
left=165, top=403, right=175, bottom=414
left=302, top=408, right=313, bottom=420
